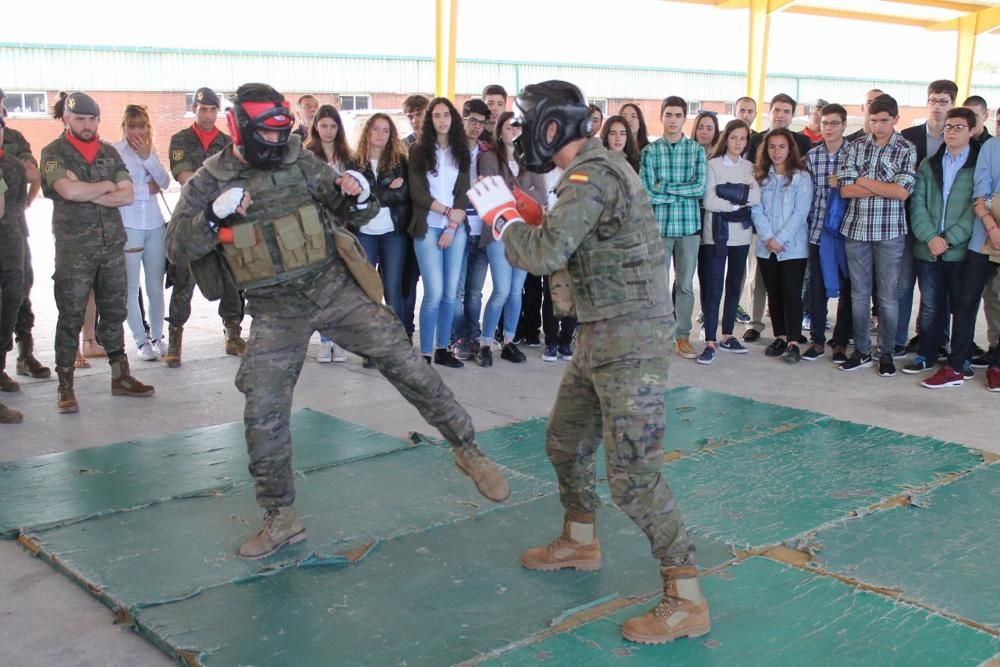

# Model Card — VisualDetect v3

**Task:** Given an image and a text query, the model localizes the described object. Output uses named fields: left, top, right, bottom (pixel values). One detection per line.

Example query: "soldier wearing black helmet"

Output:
left=469, top=79, right=711, bottom=646
left=166, top=83, right=510, bottom=560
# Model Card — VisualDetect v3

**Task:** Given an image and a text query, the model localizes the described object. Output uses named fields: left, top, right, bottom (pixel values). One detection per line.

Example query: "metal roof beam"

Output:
left=882, top=0, right=989, bottom=13
left=930, top=5, right=1000, bottom=32
left=783, top=6, right=936, bottom=27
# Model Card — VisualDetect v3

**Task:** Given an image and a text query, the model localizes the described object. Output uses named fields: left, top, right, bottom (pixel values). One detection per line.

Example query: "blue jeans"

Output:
left=414, top=227, right=468, bottom=354
left=914, top=258, right=963, bottom=361
left=358, top=230, right=407, bottom=324
left=698, top=244, right=748, bottom=342
left=124, top=226, right=166, bottom=348
left=948, top=252, right=1000, bottom=369
left=896, top=232, right=917, bottom=347
left=846, top=236, right=905, bottom=356
left=481, top=238, right=528, bottom=343
left=451, top=236, right=488, bottom=344
left=807, top=243, right=853, bottom=348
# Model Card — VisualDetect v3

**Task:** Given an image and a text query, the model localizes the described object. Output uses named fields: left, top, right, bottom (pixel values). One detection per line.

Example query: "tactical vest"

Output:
left=563, top=148, right=670, bottom=322
left=204, top=155, right=332, bottom=290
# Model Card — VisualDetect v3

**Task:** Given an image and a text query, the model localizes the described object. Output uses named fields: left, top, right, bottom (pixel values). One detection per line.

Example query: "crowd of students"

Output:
left=1, top=77, right=998, bottom=428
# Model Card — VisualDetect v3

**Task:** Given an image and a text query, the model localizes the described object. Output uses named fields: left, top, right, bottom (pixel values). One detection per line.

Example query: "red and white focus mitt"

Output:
left=468, top=176, right=542, bottom=241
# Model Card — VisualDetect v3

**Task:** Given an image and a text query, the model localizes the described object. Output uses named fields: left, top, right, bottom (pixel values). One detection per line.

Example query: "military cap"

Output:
left=194, top=87, right=221, bottom=108
left=65, top=92, right=101, bottom=116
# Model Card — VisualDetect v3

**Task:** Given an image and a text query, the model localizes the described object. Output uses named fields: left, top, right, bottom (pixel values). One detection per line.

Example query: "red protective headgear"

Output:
left=225, top=83, right=293, bottom=169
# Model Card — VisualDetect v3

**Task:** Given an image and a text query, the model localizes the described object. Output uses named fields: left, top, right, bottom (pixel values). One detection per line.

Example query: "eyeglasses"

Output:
left=820, top=120, right=843, bottom=127
left=943, top=123, right=969, bottom=132
left=928, top=97, right=953, bottom=107
left=463, top=116, right=486, bottom=126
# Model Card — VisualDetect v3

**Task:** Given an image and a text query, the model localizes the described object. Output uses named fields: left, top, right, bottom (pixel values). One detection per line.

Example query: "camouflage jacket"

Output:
left=166, top=136, right=377, bottom=286
left=0, top=150, right=28, bottom=236
left=502, top=138, right=670, bottom=323
left=168, top=126, right=230, bottom=181
left=1, top=126, right=37, bottom=166
left=40, top=134, right=131, bottom=247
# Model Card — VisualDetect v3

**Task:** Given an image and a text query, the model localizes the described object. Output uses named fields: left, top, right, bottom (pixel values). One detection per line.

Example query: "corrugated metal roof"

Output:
left=5, top=42, right=1000, bottom=105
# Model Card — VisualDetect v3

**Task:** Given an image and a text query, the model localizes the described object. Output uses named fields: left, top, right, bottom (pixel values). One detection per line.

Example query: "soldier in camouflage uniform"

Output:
left=165, top=87, right=246, bottom=366
left=40, top=92, right=155, bottom=413
left=0, top=92, right=49, bottom=381
left=166, top=83, right=509, bottom=560
left=0, top=118, right=25, bottom=422
left=469, top=81, right=711, bottom=645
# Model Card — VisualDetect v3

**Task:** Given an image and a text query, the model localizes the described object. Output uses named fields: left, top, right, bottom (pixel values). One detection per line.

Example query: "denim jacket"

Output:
left=752, top=167, right=813, bottom=261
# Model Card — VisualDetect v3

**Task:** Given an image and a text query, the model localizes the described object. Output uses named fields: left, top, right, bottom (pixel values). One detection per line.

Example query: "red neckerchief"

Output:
left=64, top=130, right=101, bottom=164
left=191, top=124, right=219, bottom=153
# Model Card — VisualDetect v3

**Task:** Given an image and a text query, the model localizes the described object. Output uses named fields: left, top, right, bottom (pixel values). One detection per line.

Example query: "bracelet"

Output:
left=442, top=226, right=455, bottom=236
left=443, top=206, right=452, bottom=219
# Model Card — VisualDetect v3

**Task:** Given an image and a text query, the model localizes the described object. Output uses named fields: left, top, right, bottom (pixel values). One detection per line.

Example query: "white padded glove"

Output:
left=212, top=187, right=246, bottom=220
left=342, top=169, right=371, bottom=203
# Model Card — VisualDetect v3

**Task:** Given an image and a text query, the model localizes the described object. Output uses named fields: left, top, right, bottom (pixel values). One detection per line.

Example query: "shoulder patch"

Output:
left=44, top=160, right=59, bottom=175
left=172, top=149, right=185, bottom=163
left=568, top=172, right=590, bottom=184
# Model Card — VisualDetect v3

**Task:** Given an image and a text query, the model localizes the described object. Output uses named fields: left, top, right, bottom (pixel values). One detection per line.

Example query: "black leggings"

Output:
left=758, top=254, right=807, bottom=341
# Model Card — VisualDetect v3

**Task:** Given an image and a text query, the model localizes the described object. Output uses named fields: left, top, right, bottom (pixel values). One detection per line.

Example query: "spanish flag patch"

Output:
left=568, top=172, right=590, bottom=184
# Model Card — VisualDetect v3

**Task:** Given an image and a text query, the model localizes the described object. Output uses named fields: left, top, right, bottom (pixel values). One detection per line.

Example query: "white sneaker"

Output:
left=317, top=340, right=333, bottom=363
left=331, top=343, right=348, bottom=362
left=137, top=342, right=158, bottom=361
left=151, top=338, right=167, bottom=357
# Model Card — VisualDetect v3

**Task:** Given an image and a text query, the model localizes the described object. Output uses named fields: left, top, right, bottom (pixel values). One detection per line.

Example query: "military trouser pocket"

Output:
left=332, top=225, right=384, bottom=304
left=222, top=223, right=276, bottom=286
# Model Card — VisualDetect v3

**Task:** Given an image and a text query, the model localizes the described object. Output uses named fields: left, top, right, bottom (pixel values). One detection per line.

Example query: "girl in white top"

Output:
left=697, top=119, right=760, bottom=363
left=304, top=105, right=352, bottom=363
left=114, top=105, right=171, bottom=361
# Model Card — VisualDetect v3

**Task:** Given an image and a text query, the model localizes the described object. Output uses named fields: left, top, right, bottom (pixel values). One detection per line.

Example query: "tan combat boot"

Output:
left=453, top=445, right=510, bottom=503
left=521, top=511, right=602, bottom=571
left=163, top=325, right=183, bottom=368
left=0, top=401, right=23, bottom=424
left=56, top=366, right=79, bottom=414
left=0, top=353, right=19, bottom=393
left=621, top=565, right=711, bottom=644
left=239, top=506, right=307, bottom=559
left=15, top=335, right=51, bottom=379
left=109, top=356, right=155, bottom=397
left=224, top=320, right=247, bottom=356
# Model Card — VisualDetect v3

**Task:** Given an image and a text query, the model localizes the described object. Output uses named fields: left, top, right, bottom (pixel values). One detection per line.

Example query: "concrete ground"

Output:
left=1, top=199, right=997, bottom=666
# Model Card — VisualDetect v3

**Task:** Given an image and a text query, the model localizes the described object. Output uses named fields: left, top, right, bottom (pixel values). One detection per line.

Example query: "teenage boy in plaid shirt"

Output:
left=640, top=96, right=706, bottom=359
left=833, top=94, right=917, bottom=376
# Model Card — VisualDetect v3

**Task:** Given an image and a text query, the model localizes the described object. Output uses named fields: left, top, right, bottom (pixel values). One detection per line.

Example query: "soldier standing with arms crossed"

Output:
left=469, top=80, right=711, bottom=645
left=165, top=87, right=247, bottom=366
left=40, top=92, right=154, bottom=413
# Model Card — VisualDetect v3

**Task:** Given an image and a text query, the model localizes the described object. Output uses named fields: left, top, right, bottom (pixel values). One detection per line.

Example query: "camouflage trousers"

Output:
left=13, top=237, right=36, bottom=341
left=545, top=313, right=695, bottom=568
left=0, top=226, right=26, bottom=354
left=165, top=261, right=244, bottom=327
left=53, top=242, right=127, bottom=368
left=236, top=256, right=476, bottom=509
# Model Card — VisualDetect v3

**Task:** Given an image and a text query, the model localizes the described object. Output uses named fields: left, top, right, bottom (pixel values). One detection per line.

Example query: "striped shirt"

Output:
left=835, top=132, right=917, bottom=242
left=640, top=136, right=706, bottom=237
left=805, top=141, right=849, bottom=244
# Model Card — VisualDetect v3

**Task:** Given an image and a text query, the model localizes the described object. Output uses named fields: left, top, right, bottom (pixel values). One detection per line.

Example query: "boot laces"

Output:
left=652, top=596, right=682, bottom=618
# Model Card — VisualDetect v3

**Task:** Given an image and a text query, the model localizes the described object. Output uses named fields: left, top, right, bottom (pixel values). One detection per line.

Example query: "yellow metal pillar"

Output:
left=435, top=0, right=459, bottom=99
left=747, top=0, right=771, bottom=131
left=954, top=13, right=977, bottom=103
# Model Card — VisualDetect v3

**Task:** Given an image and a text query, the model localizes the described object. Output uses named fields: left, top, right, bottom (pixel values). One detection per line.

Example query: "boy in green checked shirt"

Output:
left=640, top=96, right=707, bottom=359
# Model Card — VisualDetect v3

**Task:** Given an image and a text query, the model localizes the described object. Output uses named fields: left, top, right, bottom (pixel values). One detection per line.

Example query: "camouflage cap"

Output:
left=194, top=87, right=221, bottom=108
left=65, top=92, right=100, bottom=116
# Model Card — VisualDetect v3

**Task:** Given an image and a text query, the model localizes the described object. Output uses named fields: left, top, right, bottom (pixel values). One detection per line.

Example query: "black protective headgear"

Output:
left=225, top=83, right=294, bottom=169
left=513, top=80, right=591, bottom=174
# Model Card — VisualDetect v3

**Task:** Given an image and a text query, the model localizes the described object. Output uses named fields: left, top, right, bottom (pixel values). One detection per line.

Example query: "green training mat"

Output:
left=0, top=409, right=414, bottom=538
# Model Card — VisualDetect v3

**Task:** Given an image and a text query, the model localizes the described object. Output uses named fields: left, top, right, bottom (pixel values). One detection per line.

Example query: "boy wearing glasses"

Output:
left=903, top=107, right=978, bottom=376
left=802, top=103, right=853, bottom=363
left=833, top=94, right=917, bottom=376
left=897, top=80, right=958, bottom=355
